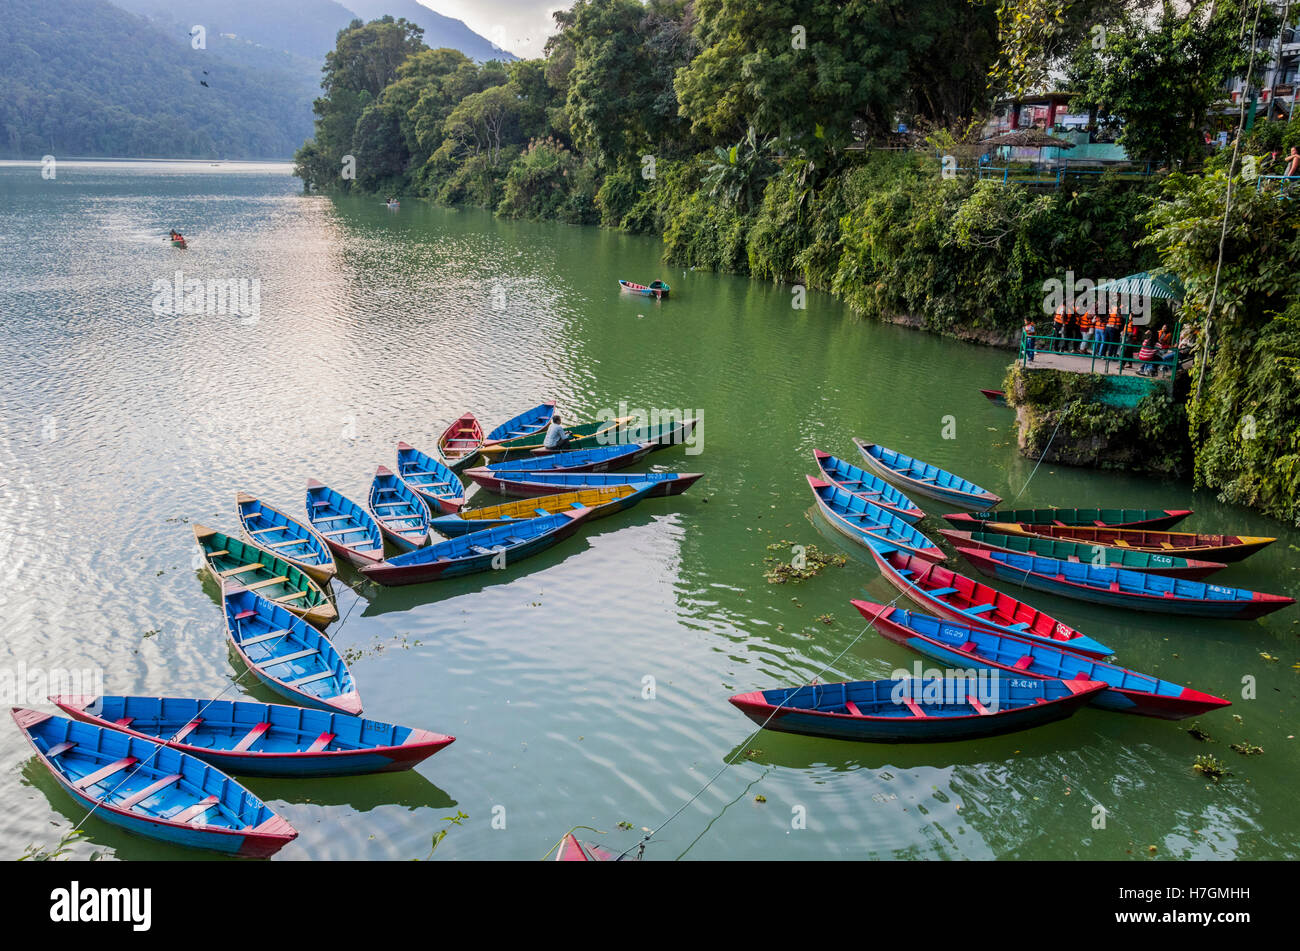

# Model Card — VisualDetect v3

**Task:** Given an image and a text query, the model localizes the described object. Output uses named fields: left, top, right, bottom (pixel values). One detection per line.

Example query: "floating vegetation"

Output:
left=1186, top=724, right=1212, bottom=742
left=422, top=811, right=468, bottom=860
left=617, top=820, right=633, bottom=831
left=744, top=748, right=764, bottom=760
left=1230, top=742, right=1263, bottom=756
left=816, top=613, right=835, bottom=625
left=763, top=542, right=847, bottom=584
left=342, top=633, right=422, bottom=664
left=754, top=795, right=767, bottom=803
left=1192, top=754, right=1230, bottom=782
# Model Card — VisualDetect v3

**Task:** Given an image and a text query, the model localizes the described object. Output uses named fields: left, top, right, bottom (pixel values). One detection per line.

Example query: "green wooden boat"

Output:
left=479, top=416, right=631, bottom=458
left=193, top=524, right=337, bottom=628
left=943, top=507, right=1192, bottom=531
left=938, top=529, right=1228, bottom=580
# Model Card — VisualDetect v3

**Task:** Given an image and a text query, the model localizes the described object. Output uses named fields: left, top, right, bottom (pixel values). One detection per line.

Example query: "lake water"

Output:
left=0, top=161, right=1296, bottom=861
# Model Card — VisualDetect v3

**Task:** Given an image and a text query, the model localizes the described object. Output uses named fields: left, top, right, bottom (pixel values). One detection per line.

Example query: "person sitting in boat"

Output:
left=543, top=413, right=573, bottom=450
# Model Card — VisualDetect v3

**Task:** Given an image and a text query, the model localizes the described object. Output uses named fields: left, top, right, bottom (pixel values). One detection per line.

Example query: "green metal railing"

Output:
left=1018, top=332, right=1179, bottom=392
left=1255, top=174, right=1298, bottom=199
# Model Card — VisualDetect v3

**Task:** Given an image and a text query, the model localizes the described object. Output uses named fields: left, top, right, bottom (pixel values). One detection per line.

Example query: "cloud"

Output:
left=420, top=0, right=568, bottom=58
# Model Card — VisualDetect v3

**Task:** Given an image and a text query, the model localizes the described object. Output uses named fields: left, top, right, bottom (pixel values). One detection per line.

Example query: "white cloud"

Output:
left=420, top=0, right=571, bottom=58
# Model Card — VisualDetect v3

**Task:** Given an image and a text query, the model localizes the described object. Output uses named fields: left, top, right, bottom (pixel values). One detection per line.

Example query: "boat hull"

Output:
left=938, top=529, right=1227, bottom=580
left=305, top=479, right=386, bottom=567
left=974, top=522, right=1273, bottom=563
left=465, top=469, right=702, bottom=499
left=807, top=476, right=943, bottom=562
left=812, top=449, right=924, bottom=523
left=484, top=441, right=656, bottom=474
left=429, top=482, right=653, bottom=536
left=854, top=438, right=1001, bottom=508
left=438, top=413, right=484, bottom=470
left=943, top=508, right=1193, bottom=531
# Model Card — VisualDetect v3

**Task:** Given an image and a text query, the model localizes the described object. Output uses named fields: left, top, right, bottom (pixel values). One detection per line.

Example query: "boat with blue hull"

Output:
left=483, top=441, right=656, bottom=474
left=305, top=479, right=385, bottom=567
left=236, top=492, right=337, bottom=586
left=53, top=696, right=453, bottom=778
left=223, top=588, right=361, bottom=714
left=396, top=441, right=465, bottom=514
left=854, top=437, right=1001, bottom=508
left=812, top=449, right=923, bottom=523
left=429, top=482, right=653, bottom=536
left=368, top=464, right=431, bottom=551
left=360, top=509, right=592, bottom=586
left=955, top=547, right=1295, bottom=619
left=851, top=600, right=1231, bottom=720
left=730, top=677, right=1106, bottom=743
left=806, top=476, right=943, bottom=562
left=938, top=528, right=1228, bottom=580
left=12, top=708, right=296, bottom=857
left=866, top=543, right=1113, bottom=657
left=465, top=468, right=703, bottom=499
left=484, top=401, right=556, bottom=444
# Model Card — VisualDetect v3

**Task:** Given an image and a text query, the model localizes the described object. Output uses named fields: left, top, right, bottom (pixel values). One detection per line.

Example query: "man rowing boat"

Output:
left=542, top=413, right=572, bottom=451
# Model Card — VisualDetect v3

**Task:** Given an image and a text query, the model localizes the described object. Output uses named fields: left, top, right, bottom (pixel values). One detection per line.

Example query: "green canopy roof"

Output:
left=1092, top=271, right=1185, bottom=301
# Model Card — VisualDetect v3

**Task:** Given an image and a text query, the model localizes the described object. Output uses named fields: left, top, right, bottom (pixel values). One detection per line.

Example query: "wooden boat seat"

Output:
left=902, top=698, right=927, bottom=717
left=1012, top=655, right=1035, bottom=670
left=289, top=670, right=335, bottom=687
left=265, top=538, right=310, bottom=549
left=118, top=773, right=183, bottom=810
left=1108, top=581, right=1121, bottom=592
left=248, top=526, right=286, bottom=535
left=280, top=591, right=310, bottom=602
left=206, top=549, right=229, bottom=557
left=958, top=639, right=978, bottom=652
left=844, top=701, right=862, bottom=716
left=312, top=514, right=349, bottom=523
left=927, top=587, right=959, bottom=597
left=1159, top=542, right=1175, bottom=550
left=894, top=568, right=913, bottom=577
left=74, top=756, right=139, bottom=790
left=219, top=563, right=263, bottom=577
left=171, top=718, right=203, bottom=743
left=535, top=508, right=554, bottom=516
left=264, top=649, right=319, bottom=666
left=470, top=546, right=494, bottom=556
left=568, top=502, right=587, bottom=510
left=504, top=537, right=526, bottom=545
left=172, top=795, right=219, bottom=824
left=46, top=741, right=77, bottom=758
left=114, top=717, right=134, bottom=727
left=240, top=629, right=291, bottom=647
left=247, top=576, right=289, bottom=590
left=322, top=527, right=362, bottom=537
left=233, top=610, right=257, bottom=620
left=965, top=603, right=995, bottom=614
left=1004, top=622, right=1029, bottom=631
left=966, top=694, right=991, bottom=715
left=305, top=732, right=336, bottom=753
left=231, top=723, right=271, bottom=752
left=373, top=501, right=410, bottom=510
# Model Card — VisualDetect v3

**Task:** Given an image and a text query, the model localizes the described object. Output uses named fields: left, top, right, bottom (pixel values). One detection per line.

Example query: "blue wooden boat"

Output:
left=806, top=476, right=944, bottom=562
left=13, top=708, right=296, bottom=857
left=429, top=482, right=654, bottom=536
left=464, top=468, right=703, bottom=499
left=484, top=441, right=656, bottom=474
left=305, top=479, right=385, bottom=567
left=223, top=588, right=361, bottom=714
left=236, top=492, right=337, bottom=586
left=368, top=464, right=431, bottom=551
left=485, top=401, right=556, bottom=444
left=396, top=441, right=465, bottom=514
left=851, top=600, right=1231, bottom=720
left=360, top=509, right=592, bottom=585
left=854, top=437, right=1002, bottom=508
left=730, top=676, right=1105, bottom=742
left=955, top=547, right=1295, bottom=619
left=53, top=696, right=453, bottom=778
left=865, top=543, right=1114, bottom=658
left=812, top=449, right=924, bottom=522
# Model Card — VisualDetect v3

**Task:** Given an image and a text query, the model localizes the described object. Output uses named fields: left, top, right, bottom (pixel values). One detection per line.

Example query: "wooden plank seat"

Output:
left=927, top=587, right=959, bottom=597
left=305, top=732, right=336, bottom=753
left=240, top=629, right=292, bottom=647
left=902, top=698, right=927, bottom=717
left=279, top=591, right=310, bottom=602
left=219, top=563, right=263, bottom=577
left=1013, top=655, right=1035, bottom=670
left=46, top=741, right=77, bottom=758
left=262, top=648, right=319, bottom=667
left=231, top=722, right=271, bottom=752
left=289, top=670, right=335, bottom=688
left=118, top=773, right=183, bottom=810
left=322, top=527, right=364, bottom=537
left=170, top=718, right=203, bottom=743
left=967, top=694, right=991, bottom=715
left=248, top=526, right=285, bottom=536
left=265, top=538, right=311, bottom=549
left=965, top=603, right=996, bottom=614
left=171, top=795, right=219, bottom=824
left=74, top=756, right=139, bottom=791
left=844, top=701, right=862, bottom=716
left=246, top=576, right=289, bottom=590
left=205, top=549, right=229, bottom=557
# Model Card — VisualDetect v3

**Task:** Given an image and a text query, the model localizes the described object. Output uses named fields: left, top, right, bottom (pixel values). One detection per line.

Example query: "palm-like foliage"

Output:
left=702, top=127, right=777, bottom=212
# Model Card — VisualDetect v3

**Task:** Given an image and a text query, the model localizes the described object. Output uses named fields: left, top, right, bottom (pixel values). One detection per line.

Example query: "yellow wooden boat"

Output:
left=982, top=522, right=1275, bottom=563
left=428, top=482, right=654, bottom=535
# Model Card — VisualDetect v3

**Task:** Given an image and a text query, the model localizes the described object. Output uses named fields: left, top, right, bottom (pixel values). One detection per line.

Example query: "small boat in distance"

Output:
left=980, top=389, right=1008, bottom=407
left=619, top=279, right=670, bottom=299
left=168, top=230, right=187, bottom=249
left=13, top=708, right=296, bottom=858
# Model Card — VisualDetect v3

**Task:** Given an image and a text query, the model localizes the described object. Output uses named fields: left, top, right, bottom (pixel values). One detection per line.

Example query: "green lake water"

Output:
left=0, top=161, right=1296, bottom=860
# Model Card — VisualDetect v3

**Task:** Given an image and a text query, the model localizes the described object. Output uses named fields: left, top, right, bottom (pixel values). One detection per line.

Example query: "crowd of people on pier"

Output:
left=1022, top=303, right=1194, bottom=377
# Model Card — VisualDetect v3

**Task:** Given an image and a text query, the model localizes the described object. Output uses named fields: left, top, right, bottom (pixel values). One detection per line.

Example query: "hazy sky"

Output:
left=424, top=1, right=569, bottom=58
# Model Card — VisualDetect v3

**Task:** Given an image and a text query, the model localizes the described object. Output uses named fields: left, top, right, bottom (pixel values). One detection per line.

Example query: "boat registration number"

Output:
left=1009, top=679, right=1039, bottom=688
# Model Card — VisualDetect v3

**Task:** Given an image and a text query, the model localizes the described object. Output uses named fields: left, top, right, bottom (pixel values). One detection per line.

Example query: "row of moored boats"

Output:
left=15, top=401, right=703, bottom=858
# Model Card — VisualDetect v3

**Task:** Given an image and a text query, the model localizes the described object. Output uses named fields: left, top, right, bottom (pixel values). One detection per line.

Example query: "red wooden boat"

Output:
left=554, top=833, right=616, bottom=861
left=865, top=543, right=1113, bottom=657
left=851, top=600, right=1232, bottom=720
left=974, top=522, right=1275, bottom=563
left=438, top=413, right=484, bottom=470
left=979, top=389, right=1008, bottom=406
